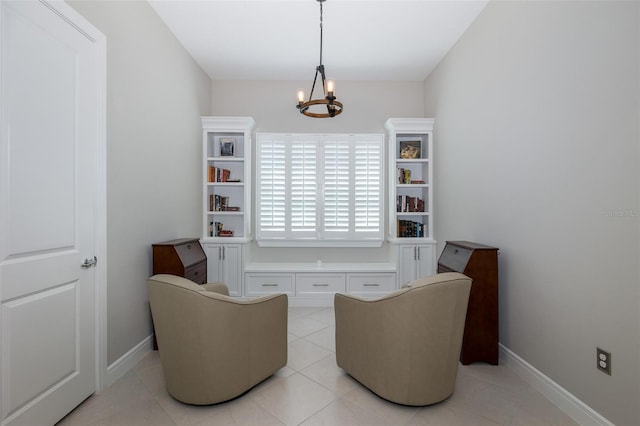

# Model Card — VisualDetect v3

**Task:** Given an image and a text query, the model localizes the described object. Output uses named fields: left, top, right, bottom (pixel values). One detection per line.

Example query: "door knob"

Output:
left=81, top=256, right=97, bottom=268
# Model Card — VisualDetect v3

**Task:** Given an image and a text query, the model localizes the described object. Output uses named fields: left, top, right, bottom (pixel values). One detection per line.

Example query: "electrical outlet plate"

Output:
left=597, top=347, right=611, bottom=375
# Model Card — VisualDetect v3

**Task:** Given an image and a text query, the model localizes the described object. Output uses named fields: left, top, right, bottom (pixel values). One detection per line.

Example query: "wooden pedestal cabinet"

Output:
left=152, top=238, right=207, bottom=284
left=151, top=238, right=207, bottom=349
left=438, top=241, right=499, bottom=365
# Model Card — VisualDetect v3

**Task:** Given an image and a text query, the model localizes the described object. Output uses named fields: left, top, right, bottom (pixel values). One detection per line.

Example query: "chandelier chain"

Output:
left=319, top=1, right=323, bottom=66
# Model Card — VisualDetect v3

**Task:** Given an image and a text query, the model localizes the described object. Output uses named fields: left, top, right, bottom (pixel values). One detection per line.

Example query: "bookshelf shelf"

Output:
left=206, top=157, right=244, bottom=162
left=207, top=182, right=245, bottom=187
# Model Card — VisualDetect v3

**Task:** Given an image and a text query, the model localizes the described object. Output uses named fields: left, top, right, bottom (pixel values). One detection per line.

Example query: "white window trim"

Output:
left=256, top=133, right=384, bottom=248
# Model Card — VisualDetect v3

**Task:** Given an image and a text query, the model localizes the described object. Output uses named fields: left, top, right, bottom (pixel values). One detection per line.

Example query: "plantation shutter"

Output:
left=257, top=137, right=286, bottom=237
left=354, top=139, right=382, bottom=234
left=256, top=133, right=383, bottom=246
left=290, top=139, right=318, bottom=236
left=323, top=140, right=350, bottom=234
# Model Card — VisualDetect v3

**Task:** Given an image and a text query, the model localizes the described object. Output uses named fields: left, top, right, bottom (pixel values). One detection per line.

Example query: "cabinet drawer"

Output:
left=347, top=273, right=396, bottom=294
left=296, top=273, right=345, bottom=295
left=245, top=273, right=294, bottom=296
left=185, top=261, right=207, bottom=284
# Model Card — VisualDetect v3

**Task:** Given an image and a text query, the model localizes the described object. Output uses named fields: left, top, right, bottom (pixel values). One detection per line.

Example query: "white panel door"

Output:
left=0, top=1, right=103, bottom=425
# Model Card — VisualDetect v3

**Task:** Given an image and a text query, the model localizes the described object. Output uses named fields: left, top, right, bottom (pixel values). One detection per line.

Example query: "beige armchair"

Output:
left=147, top=274, right=288, bottom=405
left=334, top=272, right=472, bottom=406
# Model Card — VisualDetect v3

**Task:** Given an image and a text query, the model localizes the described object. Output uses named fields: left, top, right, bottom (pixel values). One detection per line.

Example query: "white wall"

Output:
left=68, top=1, right=211, bottom=365
left=212, top=80, right=425, bottom=262
left=424, top=1, right=639, bottom=424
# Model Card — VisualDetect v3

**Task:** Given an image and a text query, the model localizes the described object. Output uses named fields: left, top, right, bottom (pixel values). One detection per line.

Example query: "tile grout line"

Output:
left=132, top=364, right=179, bottom=426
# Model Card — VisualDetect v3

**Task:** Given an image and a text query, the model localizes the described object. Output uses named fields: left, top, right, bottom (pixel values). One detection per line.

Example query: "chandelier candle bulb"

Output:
left=297, top=89, right=306, bottom=103
left=326, top=80, right=335, bottom=95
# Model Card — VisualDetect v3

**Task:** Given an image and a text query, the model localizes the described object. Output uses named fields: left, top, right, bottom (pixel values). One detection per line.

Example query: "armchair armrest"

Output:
left=201, top=282, right=229, bottom=295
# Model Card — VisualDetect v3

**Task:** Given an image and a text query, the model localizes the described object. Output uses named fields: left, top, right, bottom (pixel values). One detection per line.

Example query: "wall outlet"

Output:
left=597, top=347, right=611, bottom=375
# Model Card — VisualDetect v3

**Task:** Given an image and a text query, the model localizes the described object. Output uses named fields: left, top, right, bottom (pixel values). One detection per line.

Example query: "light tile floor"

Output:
left=58, top=307, right=578, bottom=426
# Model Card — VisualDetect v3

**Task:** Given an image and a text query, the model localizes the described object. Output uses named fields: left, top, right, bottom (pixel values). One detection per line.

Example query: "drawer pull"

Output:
left=363, top=283, right=380, bottom=287
left=262, top=284, right=278, bottom=287
left=312, top=283, right=329, bottom=287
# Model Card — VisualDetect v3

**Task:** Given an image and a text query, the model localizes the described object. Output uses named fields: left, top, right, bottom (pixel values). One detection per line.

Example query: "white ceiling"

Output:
left=148, top=0, right=489, bottom=81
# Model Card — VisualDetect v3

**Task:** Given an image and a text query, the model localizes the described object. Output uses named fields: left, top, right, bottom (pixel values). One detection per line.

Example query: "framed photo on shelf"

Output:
left=399, top=140, right=421, bottom=159
left=220, top=138, right=235, bottom=157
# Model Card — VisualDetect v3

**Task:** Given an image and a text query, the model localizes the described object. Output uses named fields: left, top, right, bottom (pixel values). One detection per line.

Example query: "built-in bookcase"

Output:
left=385, top=118, right=434, bottom=241
left=386, top=118, right=436, bottom=286
left=202, top=117, right=255, bottom=242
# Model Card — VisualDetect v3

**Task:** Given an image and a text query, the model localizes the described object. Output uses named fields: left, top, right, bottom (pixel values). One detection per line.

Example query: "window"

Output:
left=256, top=133, right=384, bottom=247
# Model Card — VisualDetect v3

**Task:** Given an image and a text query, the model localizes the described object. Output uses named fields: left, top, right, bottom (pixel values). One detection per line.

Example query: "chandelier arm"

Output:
left=318, top=64, right=327, bottom=96
left=309, top=67, right=320, bottom=102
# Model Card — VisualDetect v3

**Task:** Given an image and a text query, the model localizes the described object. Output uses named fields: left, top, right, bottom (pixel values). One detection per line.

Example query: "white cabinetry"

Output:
left=201, top=117, right=254, bottom=295
left=385, top=118, right=437, bottom=285
left=396, top=243, right=436, bottom=287
left=203, top=243, right=243, bottom=297
left=245, top=263, right=396, bottom=306
left=245, top=273, right=295, bottom=297
left=296, top=273, right=346, bottom=297
left=347, top=273, right=396, bottom=297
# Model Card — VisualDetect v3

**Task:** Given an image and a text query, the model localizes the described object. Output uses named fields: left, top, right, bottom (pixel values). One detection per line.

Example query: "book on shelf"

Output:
left=208, top=166, right=233, bottom=182
left=397, top=219, right=425, bottom=238
left=209, top=194, right=240, bottom=212
left=213, top=222, right=234, bottom=237
left=396, top=167, right=413, bottom=184
left=396, top=196, right=425, bottom=212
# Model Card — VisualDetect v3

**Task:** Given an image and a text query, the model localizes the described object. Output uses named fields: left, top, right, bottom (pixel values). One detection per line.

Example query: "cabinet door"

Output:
left=416, top=243, right=436, bottom=279
left=222, top=244, right=242, bottom=296
left=397, top=245, right=418, bottom=287
left=204, top=244, right=223, bottom=283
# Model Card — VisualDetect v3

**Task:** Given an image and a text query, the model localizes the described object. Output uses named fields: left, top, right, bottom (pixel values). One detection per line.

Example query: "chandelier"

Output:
left=296, top=0, right=343, bottom=118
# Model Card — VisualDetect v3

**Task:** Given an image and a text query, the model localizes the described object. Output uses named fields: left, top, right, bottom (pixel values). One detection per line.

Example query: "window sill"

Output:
left=256, top=239, right=384, bottom=248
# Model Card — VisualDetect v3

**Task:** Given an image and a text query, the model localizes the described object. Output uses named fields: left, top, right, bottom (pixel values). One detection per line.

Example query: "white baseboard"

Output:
left=499, top=344, right=613, bottom=426
left=103, top=335, right=153, bottom=389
